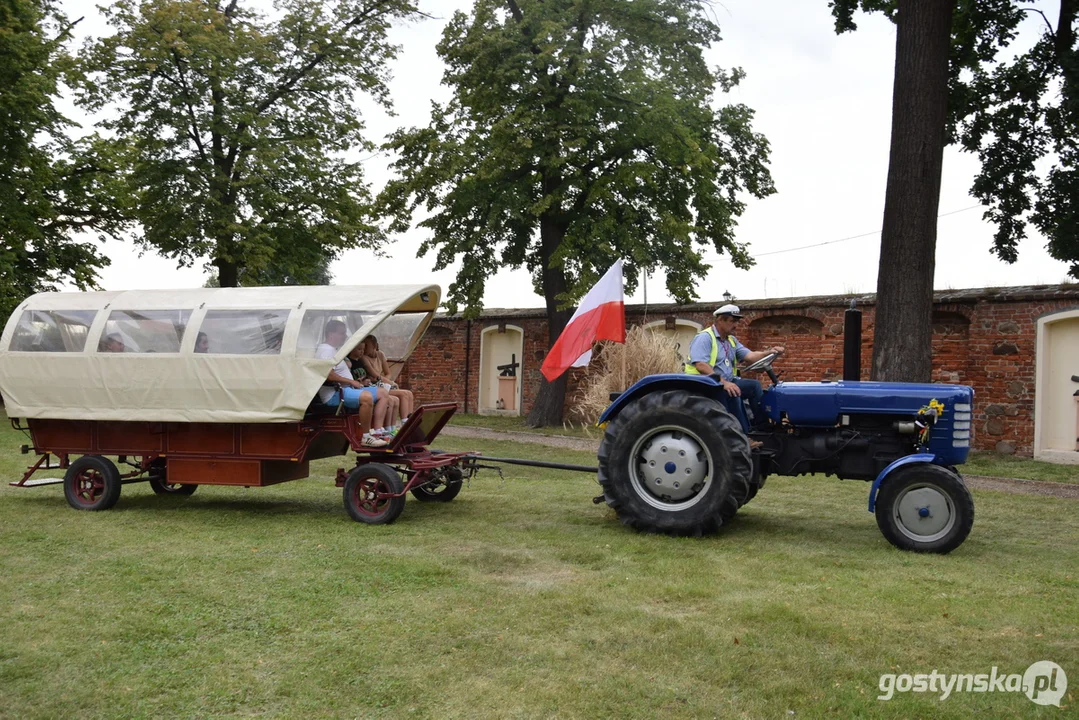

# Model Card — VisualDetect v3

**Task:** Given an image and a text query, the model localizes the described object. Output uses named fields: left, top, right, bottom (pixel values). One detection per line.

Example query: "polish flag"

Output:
left=540, top=260, right=626, bottom=381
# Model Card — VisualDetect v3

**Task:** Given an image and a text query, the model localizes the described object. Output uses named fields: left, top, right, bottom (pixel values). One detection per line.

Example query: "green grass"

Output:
left=0, top=424, right=1077, bottom=717
left=448, top=412, right=598, bottom=439
left=966, top=451, right=1079, bottom=485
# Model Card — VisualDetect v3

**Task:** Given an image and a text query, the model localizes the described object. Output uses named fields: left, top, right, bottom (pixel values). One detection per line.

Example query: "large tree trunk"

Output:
left=871, top=0, right=955, bottom=382
left=215, top=258, right=240, bottom=287
left=526, top=218, right=571, bottom=427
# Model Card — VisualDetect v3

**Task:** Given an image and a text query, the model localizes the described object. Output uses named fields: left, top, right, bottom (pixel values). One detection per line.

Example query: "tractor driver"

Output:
left=685, top=304, right=784, bottom=434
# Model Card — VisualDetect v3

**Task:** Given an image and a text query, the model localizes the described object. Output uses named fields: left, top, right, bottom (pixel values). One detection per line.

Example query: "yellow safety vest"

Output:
left=684, top=327, right=739, bottom=376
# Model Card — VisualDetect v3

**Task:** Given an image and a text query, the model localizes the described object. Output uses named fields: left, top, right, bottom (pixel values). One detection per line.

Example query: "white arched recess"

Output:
left=478, top=324, right=524, bottom=416
left=643, top=319, right=703, bottom=368
left=1034, top=308, right=1079, bottom=464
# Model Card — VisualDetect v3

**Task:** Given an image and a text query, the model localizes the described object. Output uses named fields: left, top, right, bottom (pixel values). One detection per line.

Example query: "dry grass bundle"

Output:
left=571, top=325, right=684, bottom=424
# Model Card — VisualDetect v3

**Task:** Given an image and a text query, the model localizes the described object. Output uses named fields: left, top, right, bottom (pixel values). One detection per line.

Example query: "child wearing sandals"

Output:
left=357, top=336, right=415, bottom=425
left=347, top=343, right=401, bottom=440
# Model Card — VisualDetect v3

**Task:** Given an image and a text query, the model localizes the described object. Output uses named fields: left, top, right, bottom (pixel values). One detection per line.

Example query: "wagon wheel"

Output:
left=343, top=463, right=406, bottom=525
left=147, top=458, right=197, bottom=496
left=410, top=467, right=464, bottom=502
left=64, top=455, right=122, bottom=511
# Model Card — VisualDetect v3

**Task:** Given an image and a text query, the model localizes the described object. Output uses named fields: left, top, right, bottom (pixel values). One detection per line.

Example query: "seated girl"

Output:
left=346, top=344, right=399, bottom=438
left=357, top=335, right=415, bottom=422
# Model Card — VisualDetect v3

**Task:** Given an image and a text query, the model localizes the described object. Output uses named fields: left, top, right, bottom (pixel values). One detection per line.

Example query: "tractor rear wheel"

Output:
left=597, top=390, right=753, bottom=536
left=875, top=464, right=974, bottom=553
left=64, top=455, right=122, bottom=511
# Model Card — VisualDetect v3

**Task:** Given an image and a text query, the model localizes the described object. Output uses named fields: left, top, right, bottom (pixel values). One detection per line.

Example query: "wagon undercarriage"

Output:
left=10, top=403, right=483, bottom=524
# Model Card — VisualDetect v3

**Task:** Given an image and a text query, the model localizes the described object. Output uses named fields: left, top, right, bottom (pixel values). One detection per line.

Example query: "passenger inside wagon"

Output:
left=314, top=320, right=393, bottom=448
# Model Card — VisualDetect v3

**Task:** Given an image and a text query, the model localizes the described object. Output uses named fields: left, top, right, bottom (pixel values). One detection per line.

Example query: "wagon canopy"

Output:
left=0, top=284, right=440, bottom=423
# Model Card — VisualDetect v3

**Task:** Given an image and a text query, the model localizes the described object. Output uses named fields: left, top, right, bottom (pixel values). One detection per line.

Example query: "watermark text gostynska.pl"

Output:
left=878, top=661, right=1067, bottom=706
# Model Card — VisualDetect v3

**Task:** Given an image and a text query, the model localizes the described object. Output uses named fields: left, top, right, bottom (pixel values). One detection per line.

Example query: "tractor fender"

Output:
left=868, top=453, right=937, bottom=513
left=598, top=374, right=720, bottom=425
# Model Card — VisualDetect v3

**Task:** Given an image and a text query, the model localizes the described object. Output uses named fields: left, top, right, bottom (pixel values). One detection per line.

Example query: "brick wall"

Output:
left=399, top=284, right=1079, bottom=456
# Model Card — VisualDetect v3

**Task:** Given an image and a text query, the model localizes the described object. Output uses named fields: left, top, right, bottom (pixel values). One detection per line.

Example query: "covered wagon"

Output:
left=0, top=284, right=474, bottom=523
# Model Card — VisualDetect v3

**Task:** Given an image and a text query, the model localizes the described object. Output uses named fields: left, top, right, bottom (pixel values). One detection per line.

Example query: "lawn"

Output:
left=0, top=424, right=1076, bottom=717
left=448, top=412, right=599, bottom=439
left=966, top=452, right=1079, bottom=485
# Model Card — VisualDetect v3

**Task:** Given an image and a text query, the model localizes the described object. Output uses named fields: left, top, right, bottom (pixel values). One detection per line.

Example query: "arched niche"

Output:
left=642, top=318, right=702, bottom=367
left=932, top=310, right=971, bottom=337
left=748, top=314, right=824, bottom=338
left=479, top=324, right=524, bottom=415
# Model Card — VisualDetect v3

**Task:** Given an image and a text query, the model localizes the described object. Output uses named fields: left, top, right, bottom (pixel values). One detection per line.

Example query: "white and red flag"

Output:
left=540, top=259, right=626, bottom=381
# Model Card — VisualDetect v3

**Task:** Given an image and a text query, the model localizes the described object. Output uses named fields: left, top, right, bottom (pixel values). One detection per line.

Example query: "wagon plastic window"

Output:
left=369, top=313, right=429, bottom=360
left=196, top=310, right=289, bottom=355
left=100, top=310, right=191, bottom=353
left=8, top=310, right=98, bottom=352
left=296, top=310, right=372, bottom=357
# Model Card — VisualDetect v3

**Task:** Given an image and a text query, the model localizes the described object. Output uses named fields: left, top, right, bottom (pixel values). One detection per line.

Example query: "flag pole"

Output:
left=621, top=340, right=626, bottom=390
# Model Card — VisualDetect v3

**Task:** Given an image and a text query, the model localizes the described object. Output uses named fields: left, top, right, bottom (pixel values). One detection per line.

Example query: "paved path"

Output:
left=441, top=425, right=1079, bottom=500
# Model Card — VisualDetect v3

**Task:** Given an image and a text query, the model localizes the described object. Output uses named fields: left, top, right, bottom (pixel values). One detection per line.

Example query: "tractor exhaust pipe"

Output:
left=843, top=299, right=862, bottom=381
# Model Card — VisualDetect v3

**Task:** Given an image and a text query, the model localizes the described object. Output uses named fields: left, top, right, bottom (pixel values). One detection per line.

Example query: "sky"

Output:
left=61, top=0, right=1074, bottom=309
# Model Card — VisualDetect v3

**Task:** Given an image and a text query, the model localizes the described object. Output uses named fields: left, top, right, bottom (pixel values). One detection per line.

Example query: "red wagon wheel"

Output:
left=410, top=466, right=464, bottom=502
left=343, top=463, right=405, bottom=525
left=64, top=455, right=122, bottom=511
left=147, top=458, right=197, bottom=496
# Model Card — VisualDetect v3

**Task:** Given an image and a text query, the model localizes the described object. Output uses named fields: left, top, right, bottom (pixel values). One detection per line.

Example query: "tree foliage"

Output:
left=832, top=0, right=1079, bottom=278
left=0, top=0, right=126, bottom=321
left=378, top=0, right=774, bottom=313
left=74, top=0, right=420, bottom=287
left=377, top=0, right=774, bottom=424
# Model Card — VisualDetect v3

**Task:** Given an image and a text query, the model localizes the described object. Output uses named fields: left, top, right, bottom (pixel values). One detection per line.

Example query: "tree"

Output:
left=74, top=0, right=421, bottom=287
left=0, top=0, right=127, bottom=322
left=832, top=1, right=1078, bottom=381
left=377, top=0, right=774, bottom=425
left=204, top=253, right=334, bottom=286
left=836, top=0, right=955, bottom=382
left=952, top=1, right=1078, bottom=278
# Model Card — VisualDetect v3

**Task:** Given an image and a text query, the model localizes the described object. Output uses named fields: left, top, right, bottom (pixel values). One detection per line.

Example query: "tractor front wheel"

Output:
left=875, top=464, right=974, bottom=553
left=597, top=389, right=752, bottom=536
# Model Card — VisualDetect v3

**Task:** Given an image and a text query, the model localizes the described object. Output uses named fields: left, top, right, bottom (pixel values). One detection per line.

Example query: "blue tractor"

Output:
left=596, top=353, right=975, bottom=553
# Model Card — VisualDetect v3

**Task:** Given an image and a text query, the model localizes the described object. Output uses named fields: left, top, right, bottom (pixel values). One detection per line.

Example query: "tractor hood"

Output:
left=764, top=381, right=974, bottom=427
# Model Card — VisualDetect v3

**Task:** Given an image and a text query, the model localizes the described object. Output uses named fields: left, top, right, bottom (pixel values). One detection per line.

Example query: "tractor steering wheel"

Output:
left=740, top=352, right=780, bottom=385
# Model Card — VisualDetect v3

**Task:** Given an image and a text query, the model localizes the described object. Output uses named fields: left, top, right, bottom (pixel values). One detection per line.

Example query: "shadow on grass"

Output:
left=3, top=485, right=488, bottom=533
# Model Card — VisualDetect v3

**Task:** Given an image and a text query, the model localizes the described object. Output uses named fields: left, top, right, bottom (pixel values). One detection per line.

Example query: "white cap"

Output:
left=713, top=303, right=743, bottom=318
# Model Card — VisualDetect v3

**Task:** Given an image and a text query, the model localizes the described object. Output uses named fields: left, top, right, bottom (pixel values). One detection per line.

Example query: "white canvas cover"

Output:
left=0, top=284, right=440, bottom=423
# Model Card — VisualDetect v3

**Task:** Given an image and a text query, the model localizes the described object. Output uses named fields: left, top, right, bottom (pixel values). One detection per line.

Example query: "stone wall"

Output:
left=398, top=284, right=1079, bottom=456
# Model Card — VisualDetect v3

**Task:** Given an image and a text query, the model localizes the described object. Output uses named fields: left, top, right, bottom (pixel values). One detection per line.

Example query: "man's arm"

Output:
left=327, top=370, right=359, bottom=387
left=742, top=345, right=785, bottom=365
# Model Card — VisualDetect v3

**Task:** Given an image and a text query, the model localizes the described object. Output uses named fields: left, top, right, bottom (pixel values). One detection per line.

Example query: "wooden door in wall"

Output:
left=1036, top=311, right=1079, bottom=462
